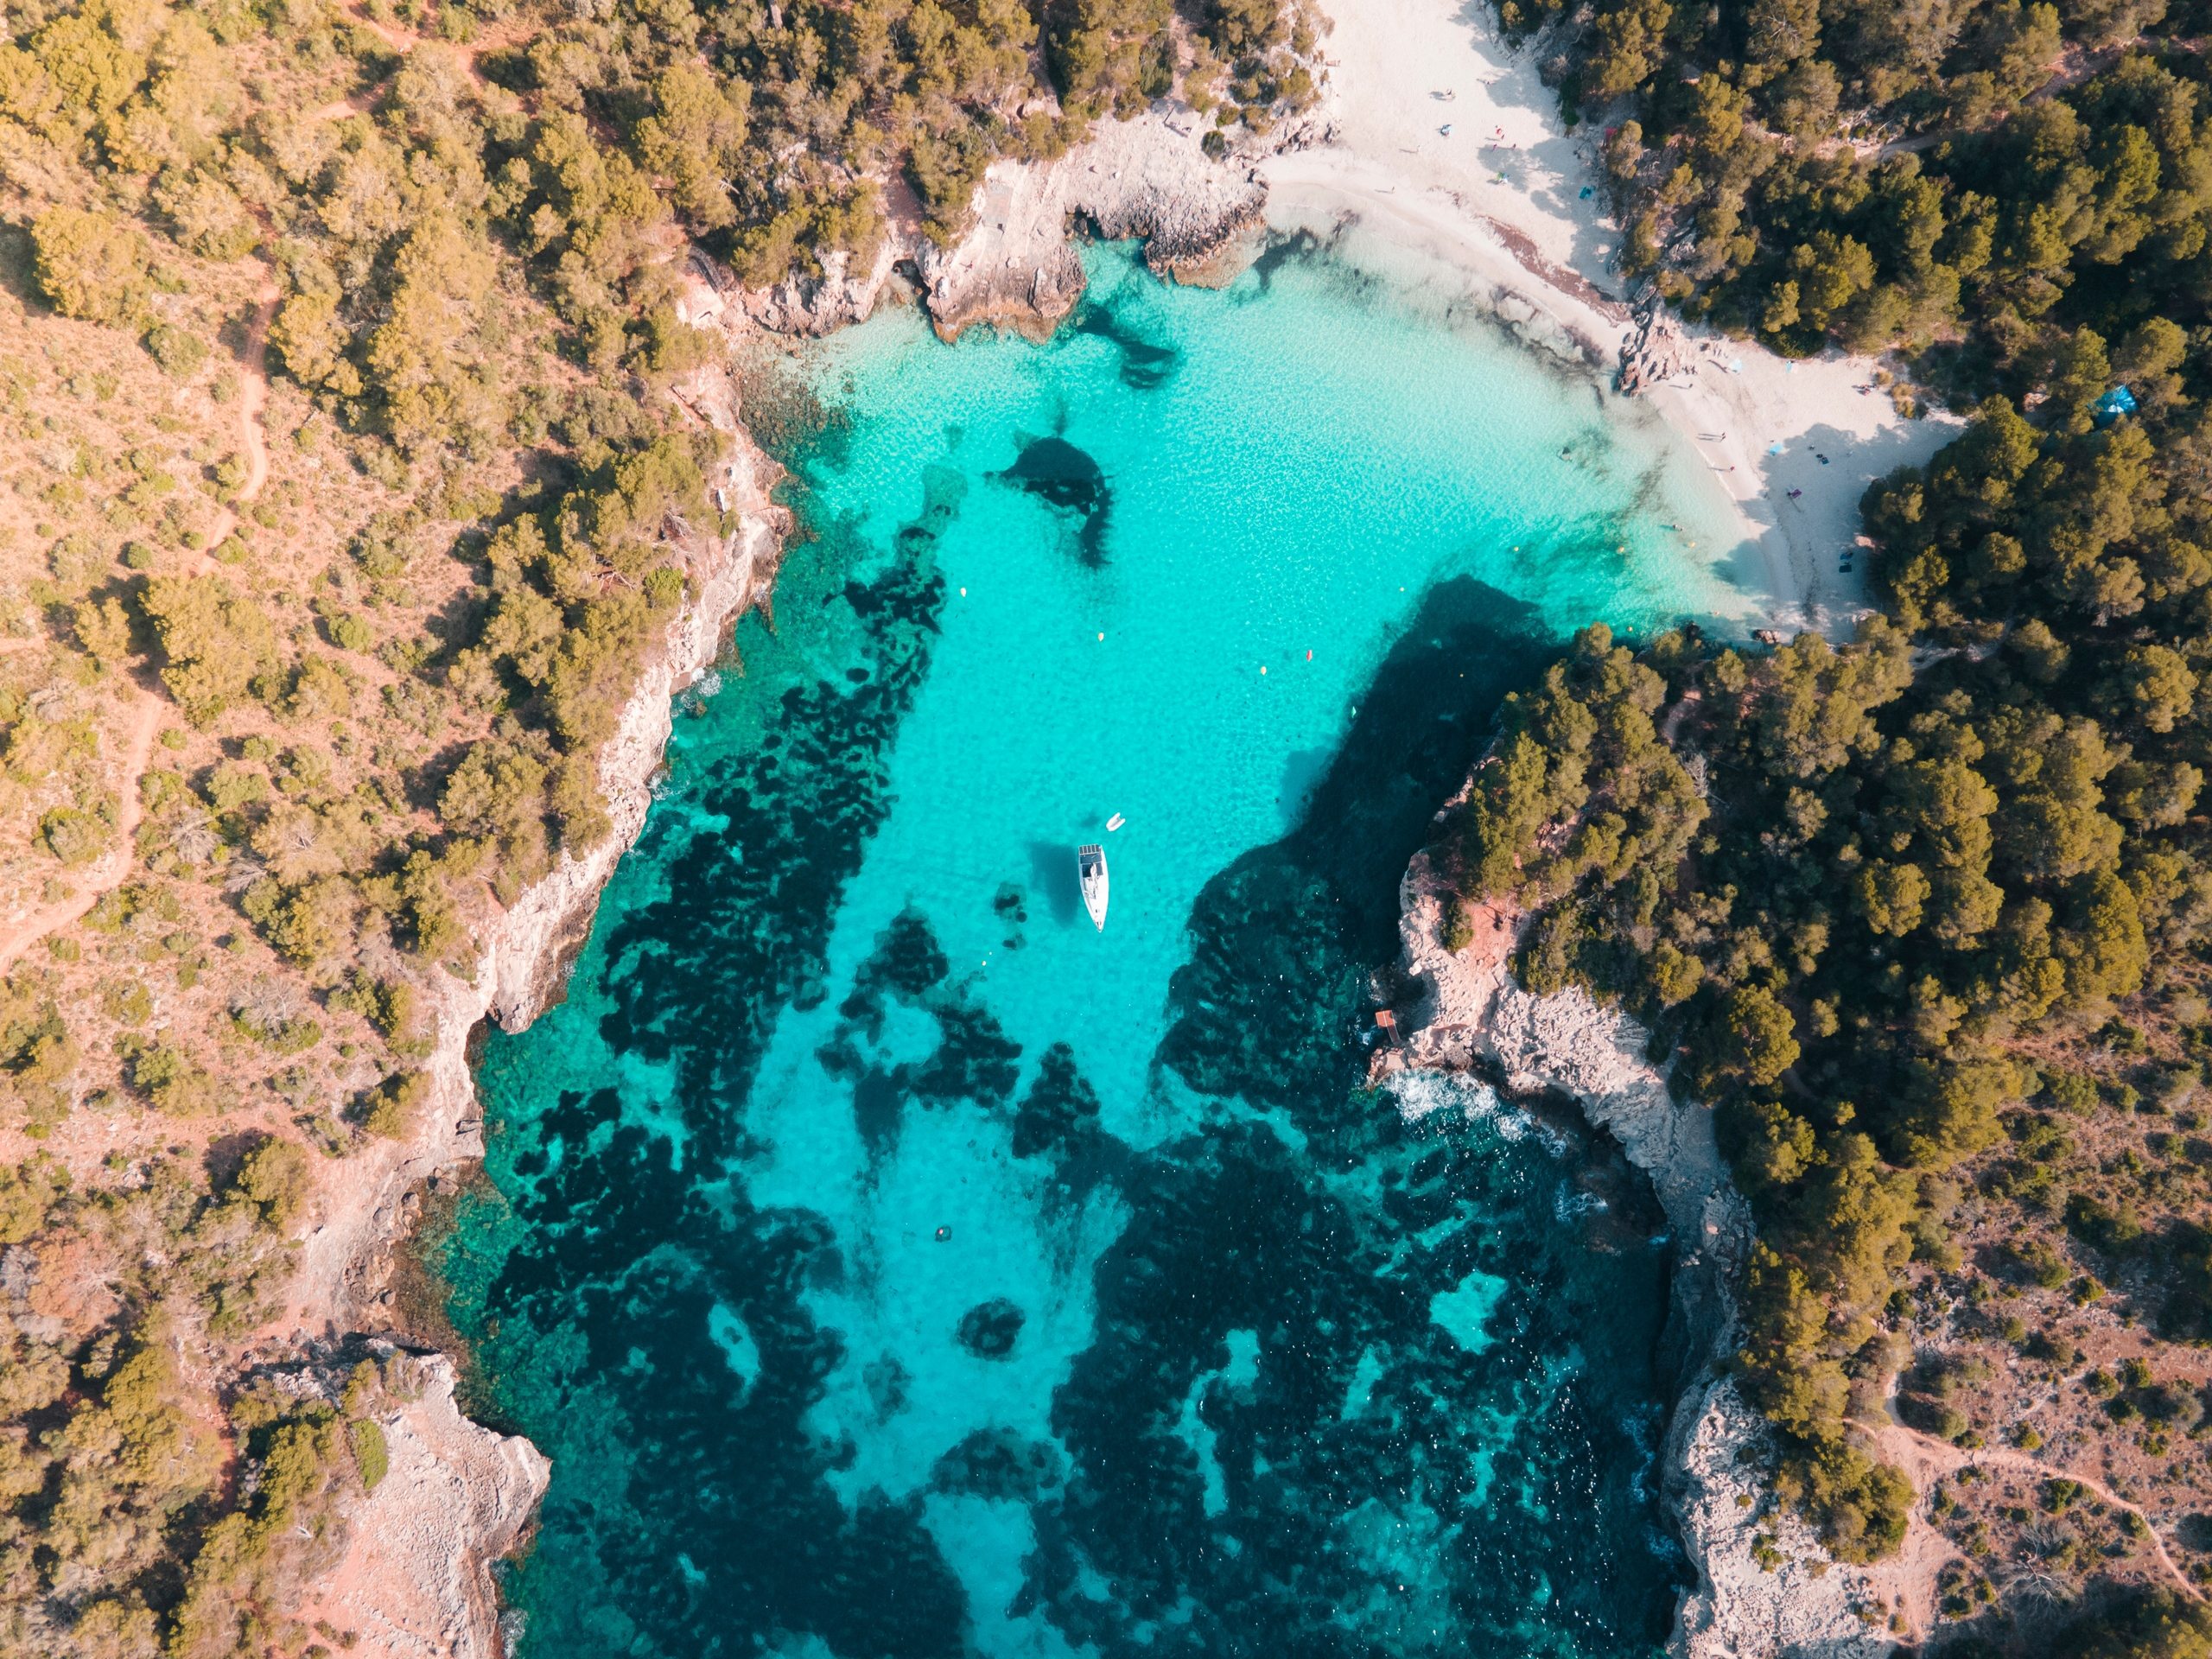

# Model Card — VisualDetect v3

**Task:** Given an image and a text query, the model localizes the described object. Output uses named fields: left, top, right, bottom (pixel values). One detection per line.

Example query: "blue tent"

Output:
left=2094, top=385, right=2139, bottom=427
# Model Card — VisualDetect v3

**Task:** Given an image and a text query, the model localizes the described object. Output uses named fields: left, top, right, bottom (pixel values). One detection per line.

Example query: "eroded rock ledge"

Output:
left=1373, top=849, right=1897, bottom=1658
left=288, top=1348, right=549, bottom=1658
left=722, top=108, right=1330, bottom=342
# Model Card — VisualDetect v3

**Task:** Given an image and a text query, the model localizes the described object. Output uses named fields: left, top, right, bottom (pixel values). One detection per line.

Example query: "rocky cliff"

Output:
left=282, top=359, right=787, bottom=1655
left=291, top=1348, right=550, bottom=1659
left=728, top=109, right=1329, bottom=342
left=1374, top=848, right=1896, bottom=1657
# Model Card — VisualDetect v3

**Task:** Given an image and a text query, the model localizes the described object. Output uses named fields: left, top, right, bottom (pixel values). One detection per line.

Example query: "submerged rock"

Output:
left=955, top=1298, right=1025, bottom=1359
left=931, top=1427, right=1064, bottom=1500
left=990, top=435, right=1111, bottom=565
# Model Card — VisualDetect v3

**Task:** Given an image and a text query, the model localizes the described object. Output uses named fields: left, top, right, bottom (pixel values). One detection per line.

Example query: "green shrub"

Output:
left=323, top=610, right=373, bottom=652
left=232, top=1135, right=313, bottom=1230
left=143, top=322, right=208, bottom=380
left=37, top=804, right=109, bottom=868
left=30, top=207, right=149, bottom=323
left=129, top=1042, right=230, bottom=1116
left=360, top=1070, right=430, bottom=1141
left=137, top=576, right=282, bottom=726
left=2044, top=1071, right=2101, bottom=1116
left=347, top=1417, right=388, bottom=1491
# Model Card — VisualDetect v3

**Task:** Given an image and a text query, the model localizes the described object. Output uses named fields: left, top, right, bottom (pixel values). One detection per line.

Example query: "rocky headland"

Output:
left=726, top=107, right=1331, bottom=343
left=1372, top=843, right=1907, bottom=1656
left=288, top=1350, right=549, bottom=1659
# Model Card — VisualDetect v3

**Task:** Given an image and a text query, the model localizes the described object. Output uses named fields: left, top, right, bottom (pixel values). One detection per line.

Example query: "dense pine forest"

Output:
left=1458, top=0, right=2212, bottom=1644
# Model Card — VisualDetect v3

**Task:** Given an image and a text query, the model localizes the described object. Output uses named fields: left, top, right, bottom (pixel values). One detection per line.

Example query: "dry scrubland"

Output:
left=0, top=0, right=1327, bottom=1649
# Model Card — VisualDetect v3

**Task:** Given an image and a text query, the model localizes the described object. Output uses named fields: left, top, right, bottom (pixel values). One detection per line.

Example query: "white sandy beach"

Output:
left=1256, top=0, right=1965, bottom=636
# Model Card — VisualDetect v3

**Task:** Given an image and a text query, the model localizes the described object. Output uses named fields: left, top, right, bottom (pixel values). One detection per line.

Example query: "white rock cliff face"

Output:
left=723, top=109, right=1327, bottom=340
left=1378, top=849, right=1893, bottom=1658
left=295, top=1352, right=550, bottom=1659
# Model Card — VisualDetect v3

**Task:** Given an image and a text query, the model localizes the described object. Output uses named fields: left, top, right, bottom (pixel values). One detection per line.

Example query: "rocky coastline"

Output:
left=284, top=359, right=789, bottom=1651
left=296, top=104, right=1319, bottom=1653
left=727, top=108, right=1330, bottom=342
left=307, top=89, right=1842, bottom=1655
left=1371, top=844, right=1903, bottom=1656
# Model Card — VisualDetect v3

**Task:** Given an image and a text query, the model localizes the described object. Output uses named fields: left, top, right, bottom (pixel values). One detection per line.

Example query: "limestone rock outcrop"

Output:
left=1375, top=846, right=1888, bottom=1657
left=716, top=108, right=1328, bottom=342
left=293, top=1350, right=550, bottom=1659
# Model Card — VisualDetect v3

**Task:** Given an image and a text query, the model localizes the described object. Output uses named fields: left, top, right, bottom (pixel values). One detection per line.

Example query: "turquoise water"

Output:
left=435, top=238, right=1747, bottom=1657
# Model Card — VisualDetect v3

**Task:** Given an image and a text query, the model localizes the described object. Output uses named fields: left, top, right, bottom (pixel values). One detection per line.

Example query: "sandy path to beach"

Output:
left=1262, top=0, right=1964, bottom=636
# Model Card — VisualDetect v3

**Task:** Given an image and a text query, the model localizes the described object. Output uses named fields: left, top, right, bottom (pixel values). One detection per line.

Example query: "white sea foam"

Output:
left=1387, top=1070, right=1510, bottom=1130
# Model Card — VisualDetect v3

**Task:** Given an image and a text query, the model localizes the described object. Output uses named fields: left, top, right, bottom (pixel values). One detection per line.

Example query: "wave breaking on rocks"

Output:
left=1371, top=845, right=1900, bottom=1657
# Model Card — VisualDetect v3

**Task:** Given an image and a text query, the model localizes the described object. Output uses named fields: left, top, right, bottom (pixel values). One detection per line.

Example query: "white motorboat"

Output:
left=1077, top=843, right=1109, bottom=931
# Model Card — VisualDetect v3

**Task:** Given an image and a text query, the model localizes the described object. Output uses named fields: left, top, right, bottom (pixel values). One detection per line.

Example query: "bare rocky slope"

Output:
left=1374, top=846, right=1905, bottom=1657
left=289, top=1349, right=550, bottom=1659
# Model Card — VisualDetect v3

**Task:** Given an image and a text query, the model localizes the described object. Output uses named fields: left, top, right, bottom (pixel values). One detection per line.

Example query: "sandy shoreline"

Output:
left=1262, top=0, right=1966, bottom=637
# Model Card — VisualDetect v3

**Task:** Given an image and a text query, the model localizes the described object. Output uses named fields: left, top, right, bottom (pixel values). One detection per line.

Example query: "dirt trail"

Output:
left=1853, top=1413, right=2202, bottom=1618
left=341, top=3, right=499, bottom=86
left=0, top=250, right=284, bottom=968
left=194, top=272, right=280, bottom=574
left=0, top=692, right=166, bottom=971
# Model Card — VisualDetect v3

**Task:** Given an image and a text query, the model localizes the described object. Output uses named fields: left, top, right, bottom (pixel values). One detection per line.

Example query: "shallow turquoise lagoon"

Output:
left=435, top=238, right=1744, bottom=1658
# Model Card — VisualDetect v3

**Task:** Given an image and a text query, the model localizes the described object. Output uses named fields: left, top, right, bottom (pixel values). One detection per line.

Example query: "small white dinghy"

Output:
left=1077, top=843, right=1109, bottom=931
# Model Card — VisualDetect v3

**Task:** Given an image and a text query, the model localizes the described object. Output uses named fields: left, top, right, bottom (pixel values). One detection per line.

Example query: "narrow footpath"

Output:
left=1849, top=1410, right=2202, bottom=1643
left=0, top=251, right=282, bottom=969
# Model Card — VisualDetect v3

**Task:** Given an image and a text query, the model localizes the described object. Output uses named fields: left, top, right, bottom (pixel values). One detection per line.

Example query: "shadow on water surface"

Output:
left=1275, top=746, right=1330, bottom=829
left=1026, top=840, right=1084, bottom=927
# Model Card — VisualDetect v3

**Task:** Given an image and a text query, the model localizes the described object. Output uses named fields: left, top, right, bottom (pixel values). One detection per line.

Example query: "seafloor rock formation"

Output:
left=728, top=109, right=1328, bottom=341
left=292, top=1350, right=549, bottom=1658
left=1375, top=847, right=1897, bottom=1658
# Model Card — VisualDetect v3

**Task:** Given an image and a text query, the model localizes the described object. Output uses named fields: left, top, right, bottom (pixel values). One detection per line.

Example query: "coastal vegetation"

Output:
left=1444, top=0, right=2212, bottom=1627
left=1523, top=0, right=2212, bottom=405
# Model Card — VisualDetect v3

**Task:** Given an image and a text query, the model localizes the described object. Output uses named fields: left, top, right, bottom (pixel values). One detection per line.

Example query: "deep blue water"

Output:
left=432, top=238, right=1746, bottom=1658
